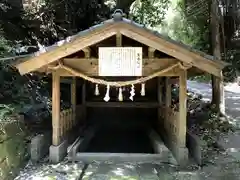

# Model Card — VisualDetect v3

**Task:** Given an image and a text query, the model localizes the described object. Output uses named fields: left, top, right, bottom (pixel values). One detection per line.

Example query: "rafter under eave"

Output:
left=117, top=23, right=226, bottom=77
left=16, top=23, right=118, bottom=75
left=14, top=17, right=229, bottom=77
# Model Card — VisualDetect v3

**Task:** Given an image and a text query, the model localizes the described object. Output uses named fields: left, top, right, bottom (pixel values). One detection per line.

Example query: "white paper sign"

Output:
left=98, top=47, right=142, bottom=76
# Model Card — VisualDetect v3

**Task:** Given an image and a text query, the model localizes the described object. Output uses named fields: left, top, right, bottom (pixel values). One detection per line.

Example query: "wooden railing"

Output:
left=159, top=105, right=179, bottom=144
left=60, top=107, right=75, bottom=138
left=59, top=105, right=85, bottom=140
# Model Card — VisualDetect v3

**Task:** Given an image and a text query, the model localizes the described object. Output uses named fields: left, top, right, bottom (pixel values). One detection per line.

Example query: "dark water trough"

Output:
left=68, top=107, right=176, bottom=163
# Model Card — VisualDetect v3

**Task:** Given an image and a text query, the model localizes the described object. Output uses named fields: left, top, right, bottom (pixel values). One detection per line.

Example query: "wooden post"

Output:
left=148, top=47, right=155, bottom=58
left=116, top=32, right=122, bottom=47
left=178, top=70, right=187, bottom=146
left=82, top=80, right=86, bottom=121
left=71, top=77, right=76, bottom=126
left=157, top=77, right=162, bottom=122
left=52, top=72, right=61, bottom=146
left=165, top=77, right=171, bottom=128
left=157, top=78, right=162, bottom=105
left=165, top=77, right=171, bottom=107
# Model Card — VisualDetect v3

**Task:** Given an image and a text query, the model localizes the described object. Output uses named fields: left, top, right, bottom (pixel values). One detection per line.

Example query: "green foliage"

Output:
left=130, top=0, right=170, bottom=27
left=0, top=104, right=20, bottom=121
left=190, top=74, right=212, bottom=83
left=166, top=0, right=210, bottom=53
left=0, top=0, right=171, bottom=123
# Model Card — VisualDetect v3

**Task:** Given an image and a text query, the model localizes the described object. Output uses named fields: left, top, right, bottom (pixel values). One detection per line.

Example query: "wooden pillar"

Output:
left=165, top=77, right=171, bottom=128
left=157, top=78, right=162, bottom=105
left=71, top=77, right=76, bottom=125
left=82, top=80, right=86, bottom=121
left=165, top=77, right=171, bottom=107
left=178, top=69, right=187, bottom=146
left=116, top=32, right=122, bottom=46
left=157, top=77, right=162, bottom=121
left=52, top=72, right=61, bottom=146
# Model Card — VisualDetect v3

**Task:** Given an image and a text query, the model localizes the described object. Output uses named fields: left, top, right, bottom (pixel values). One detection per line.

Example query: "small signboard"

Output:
left=98, top=47, right=142, bottom=76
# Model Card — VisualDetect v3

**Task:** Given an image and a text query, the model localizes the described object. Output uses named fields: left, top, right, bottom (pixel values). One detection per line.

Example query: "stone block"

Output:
left=186, top=131, right=203, bottom=165
left=173, top=146, right=189, bottom=167
left=0, top=121, right=25, bottom=142
left=149, top=130, right=177, bottom=164
left=49, top=140, right=68, bottom=163
left=31, top=132, right=51, bottom=162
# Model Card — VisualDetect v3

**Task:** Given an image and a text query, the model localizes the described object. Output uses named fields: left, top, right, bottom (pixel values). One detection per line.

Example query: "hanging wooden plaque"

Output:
left=98, top=47, right=142, bottom=76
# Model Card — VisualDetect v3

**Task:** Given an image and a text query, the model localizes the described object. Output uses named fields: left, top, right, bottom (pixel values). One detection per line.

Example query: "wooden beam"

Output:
left=178, top=69, right=187, bottom=146
left=56, top=57, right=178, bottom=76
left=148, top=47, right=155, bottom=58
left=55, top=65, right=182, bottom=77
left=82, top=48, right=91, bottom=58
left=85, top=101, right=159, bottom=108
left=118, top=23, right=223, bottom=77
left=60, top=78, right=82, bottom=85
left=52, top=73, right=61, bottom=146
left=116, top=32, right=122, bottom=47
left=16, top=23, right=118, bottom=75
left=63, top=57, right=176, bottom=64
left=55, top=66, right=182, bottom=77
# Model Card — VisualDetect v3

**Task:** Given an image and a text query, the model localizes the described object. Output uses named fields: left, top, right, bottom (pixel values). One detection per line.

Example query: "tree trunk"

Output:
left=210, top=0, right=225, bottom=114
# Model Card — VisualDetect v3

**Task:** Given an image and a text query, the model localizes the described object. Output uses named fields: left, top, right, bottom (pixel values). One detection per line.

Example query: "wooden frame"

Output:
left=85, top=101, right=158, bottom=108
left=52, top=73, right=60, bottom=146
left=118, top=23, right=225, bottom=77
left=15, top=20, right=228, bottom=77
left=15, top=15, right=229, bottom=165
left=50, top=57, right=179, bottom=76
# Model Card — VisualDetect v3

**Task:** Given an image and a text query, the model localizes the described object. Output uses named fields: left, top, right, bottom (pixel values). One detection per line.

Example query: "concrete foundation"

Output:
left=149, top=130, right=177, bottom=164
left=158, top=126, right=189, bottom=166
left=49, top=140, right=68, bottom=163
left=172, top=146, right=189, bottom=167
left=186, top=131, right=202, bottom=165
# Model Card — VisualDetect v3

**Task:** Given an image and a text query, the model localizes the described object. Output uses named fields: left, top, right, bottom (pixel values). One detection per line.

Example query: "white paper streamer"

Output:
left=140, top=83, right=145, bottom=96
left=129, top=84, right=135, bottom=101
left=118, top=87, right=123, bottom=101
left=94, top=84, right=100, bottom=96
left=104, top=84, right=110, bottom=102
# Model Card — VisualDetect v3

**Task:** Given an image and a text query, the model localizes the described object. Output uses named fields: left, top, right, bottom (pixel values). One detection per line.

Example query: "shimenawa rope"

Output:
left=49, top=61, right=188, bottom=87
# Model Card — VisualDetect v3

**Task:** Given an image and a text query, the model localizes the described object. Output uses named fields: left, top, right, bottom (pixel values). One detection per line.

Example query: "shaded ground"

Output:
left=85, top=128, right=154, bottom=153
left=14, top=155, right=240, bottom=180
left=187, top=80, right=240, bottom=127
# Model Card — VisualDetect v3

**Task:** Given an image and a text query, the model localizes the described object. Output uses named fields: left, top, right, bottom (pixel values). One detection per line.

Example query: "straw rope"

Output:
left=49, top=61, right=188, bottom=87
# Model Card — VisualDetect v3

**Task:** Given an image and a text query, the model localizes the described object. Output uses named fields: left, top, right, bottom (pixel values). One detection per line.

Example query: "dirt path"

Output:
left=187, top=80, right=240, bottom=127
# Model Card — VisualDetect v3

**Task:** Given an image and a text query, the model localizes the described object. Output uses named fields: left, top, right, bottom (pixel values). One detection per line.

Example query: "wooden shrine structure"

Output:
left=14, top=10, right=228, bottom=165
